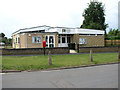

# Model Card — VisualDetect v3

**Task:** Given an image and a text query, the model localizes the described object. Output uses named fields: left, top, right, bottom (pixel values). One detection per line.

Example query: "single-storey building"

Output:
left=12, top=25, right=105, bottom=49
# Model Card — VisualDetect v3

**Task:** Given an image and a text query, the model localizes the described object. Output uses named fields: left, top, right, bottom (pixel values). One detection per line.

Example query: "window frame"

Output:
left=62, top=37, right=66, bottom=43
left=32, top=36, right=42, bottom=43
left=79, top=38, right=86, bottom=45
left=18, top=37, right=20, bottom=43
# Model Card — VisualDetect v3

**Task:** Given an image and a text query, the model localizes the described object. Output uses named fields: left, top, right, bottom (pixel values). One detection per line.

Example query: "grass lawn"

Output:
left=4, top=46, right=12, bottom=49
left=2, top=53, right=120, bottom=71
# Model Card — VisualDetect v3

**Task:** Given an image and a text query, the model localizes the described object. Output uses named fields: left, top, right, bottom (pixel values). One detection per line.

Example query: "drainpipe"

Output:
left=75, top=34, right=77, bottom=49
left=75, top=29, right=77, bottom=49
left=26, top=33, right=27, bottom=48
left=20, top=34, right=21, bottom=48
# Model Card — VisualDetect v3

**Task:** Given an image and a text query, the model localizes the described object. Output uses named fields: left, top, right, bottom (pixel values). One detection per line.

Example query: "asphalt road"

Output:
left=2, top=64, right=118, bottom=88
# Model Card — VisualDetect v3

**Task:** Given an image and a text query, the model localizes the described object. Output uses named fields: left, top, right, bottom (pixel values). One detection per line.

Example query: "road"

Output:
left=2, top=64, right=118, bottom=88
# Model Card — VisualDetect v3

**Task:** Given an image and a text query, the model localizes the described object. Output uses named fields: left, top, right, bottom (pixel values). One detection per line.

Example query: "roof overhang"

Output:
left=12, top=25, right=105, bottom=36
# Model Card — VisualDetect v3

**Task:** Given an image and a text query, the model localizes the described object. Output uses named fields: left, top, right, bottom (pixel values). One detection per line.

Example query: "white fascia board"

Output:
left=77, top=29, right=105, bottom=34
left=51, top=28, right=105, bottom=35
left=12, top=26, right=105, bottom=36
left=46, top=28, right=58, bottom=32
left=47, top=28, right=77, bottom=34
left=20, top=27, right=44, bottom=32
left=12, top=26, right=50, bottom=35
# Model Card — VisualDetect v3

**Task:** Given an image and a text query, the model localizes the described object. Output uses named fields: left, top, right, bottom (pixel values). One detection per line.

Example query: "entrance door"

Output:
left=45, top=35, right=55, bottom=48
left=61, top=36, right=68, bottom=47
left=58, top=36, right=68, bottom=47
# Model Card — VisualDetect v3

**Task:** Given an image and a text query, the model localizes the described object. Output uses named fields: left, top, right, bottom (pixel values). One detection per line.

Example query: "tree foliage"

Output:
left=0, top=33, right=10, bottom=45
left=108, top=29, right=120, bottom=36
left=0, top=33, right=5, bottom=37
left=81, top=1, right=108, bottom=30
left=106, top=29, right=120, bottom=40
left=8, top=38, right=12, bottom=44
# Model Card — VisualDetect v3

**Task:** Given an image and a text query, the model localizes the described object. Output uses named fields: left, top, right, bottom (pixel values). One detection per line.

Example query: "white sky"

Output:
left=0, top=0, right=119, bottom=38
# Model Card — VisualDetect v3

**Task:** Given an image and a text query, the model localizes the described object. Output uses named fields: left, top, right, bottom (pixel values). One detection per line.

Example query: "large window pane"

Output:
left=62, top=37, right=65, bottom=43
left=32, top=36, right=41, bottom=43
left=34, top=37, right=37, bottom=42
left=67, top=37, right=70, bottom=43
left=18, top=37, right=20, bottom=43
left=49, top=36, right=54, bottom=43
left=16, top=38, right=17, bottom=43
left=37, top=37, right=41, bottom=43
left=58, top=37, right=60, bottom=43
left=45, top=36, right=48, bottom=47
left=79, top=38, right=86, bottom=44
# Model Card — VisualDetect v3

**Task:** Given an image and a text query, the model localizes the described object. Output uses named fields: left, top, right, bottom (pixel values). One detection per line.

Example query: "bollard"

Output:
left=77, top=44, right=79, bottom=53
left=48, top=51, right=52, bottom=65
left=90, top=49, right=93, bottom=62
left=44, top=47, right=45, bottom=55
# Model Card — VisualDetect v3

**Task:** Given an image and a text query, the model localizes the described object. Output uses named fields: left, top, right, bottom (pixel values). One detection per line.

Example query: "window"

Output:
left=79, top=38, right=86, bottom=44
left=34, top=37, right=37, bottom=42
left=45, top=36, right=48, bottom=47
left=97, top=34, right=103, bottom=36
left=13, top=38, right=15, bottom=44
left=62, top=37, right=65, bottom=43
left=67, top=37, right=71, bottom=43
left=62, top=29, right=66, bottom=32
left=37, top=37, right=41, bottom=42
left=58, top=36, right=60, bottom=43
left=18, top=37, right=20, bottom=43
left=32, top=36, right=41, bottom=43
left=49, top=36, right=54, bottom=43
left=16, top=37, right=17, bottom=43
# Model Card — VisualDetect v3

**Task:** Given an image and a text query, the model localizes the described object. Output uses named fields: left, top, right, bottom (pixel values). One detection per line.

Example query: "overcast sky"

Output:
left=0, top=0, right=119, bottom=38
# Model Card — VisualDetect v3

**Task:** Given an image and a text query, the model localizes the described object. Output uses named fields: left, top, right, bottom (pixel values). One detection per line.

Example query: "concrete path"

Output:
left=2, top=64, right=118, bottom=88
left=70, top=50, right=77, bottom=53
left=0, top=46, right=5, bottom=48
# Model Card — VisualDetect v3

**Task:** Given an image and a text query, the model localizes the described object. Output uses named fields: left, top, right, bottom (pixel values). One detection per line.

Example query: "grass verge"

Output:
left=2, top=53, right=120, bottom=71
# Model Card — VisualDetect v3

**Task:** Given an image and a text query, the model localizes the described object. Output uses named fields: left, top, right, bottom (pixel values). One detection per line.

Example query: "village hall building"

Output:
left=12, top=25, right=105, bottom=49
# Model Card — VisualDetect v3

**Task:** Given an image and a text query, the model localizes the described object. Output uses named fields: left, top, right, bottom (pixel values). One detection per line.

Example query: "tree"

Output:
left=81, top=1, right=108, bottom=31
left=0, top=33, right=9, bottom=46
left=0, top=33, right=5, bottom=37
left=107, top=28, right=120, bottom=40
left=8, top=38, right=12, bottom=45
left=108, top=29, right=120, bottom=36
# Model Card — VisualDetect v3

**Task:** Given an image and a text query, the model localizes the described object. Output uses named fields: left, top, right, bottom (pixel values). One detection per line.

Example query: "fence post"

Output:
left=90, top=49, right=93, bottom=62
left=77, top=44, right=79, bottom=53
left=44, top=47, right=45, bottom=55
left=48, top=51, right=52, bottom=65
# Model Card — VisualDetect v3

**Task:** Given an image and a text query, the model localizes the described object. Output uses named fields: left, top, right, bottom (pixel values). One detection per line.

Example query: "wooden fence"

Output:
left=77, top=46, right=119, bottom=53
left=105, top=40, right=120, bottom=46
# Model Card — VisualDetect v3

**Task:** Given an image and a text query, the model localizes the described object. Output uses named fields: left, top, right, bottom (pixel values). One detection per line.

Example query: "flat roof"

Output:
left=12, top=25, right=105, bottom=36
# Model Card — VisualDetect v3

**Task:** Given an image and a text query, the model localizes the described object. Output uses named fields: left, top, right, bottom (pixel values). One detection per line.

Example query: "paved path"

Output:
left=70, top=50, right=77, bottom=53
left=2, top=64, right=118, bottom=88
